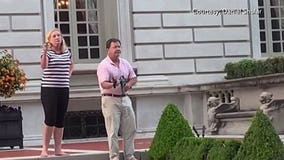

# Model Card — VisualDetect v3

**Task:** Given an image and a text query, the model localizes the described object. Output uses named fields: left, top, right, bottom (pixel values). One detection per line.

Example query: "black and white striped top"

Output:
left=41, top=49, right=72, bottom=88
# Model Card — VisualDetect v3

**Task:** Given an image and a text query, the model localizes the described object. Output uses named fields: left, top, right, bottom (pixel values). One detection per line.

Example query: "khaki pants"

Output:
left=101, top=96, right=136, bottom=160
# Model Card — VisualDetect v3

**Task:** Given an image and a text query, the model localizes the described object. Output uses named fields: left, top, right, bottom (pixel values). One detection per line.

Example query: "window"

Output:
left=54, top=0, right=103, bottom=63
left=259, top=0, right=284, bottom=55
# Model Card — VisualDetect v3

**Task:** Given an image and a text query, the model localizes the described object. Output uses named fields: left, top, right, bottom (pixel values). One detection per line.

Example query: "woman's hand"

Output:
left=41, top=42, right=49, bottom=54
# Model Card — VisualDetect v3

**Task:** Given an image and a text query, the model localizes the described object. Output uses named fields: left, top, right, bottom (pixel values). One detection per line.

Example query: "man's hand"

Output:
left=112, top=78, right=120, bottom=88
left=124, top=83, right=132, bottom=91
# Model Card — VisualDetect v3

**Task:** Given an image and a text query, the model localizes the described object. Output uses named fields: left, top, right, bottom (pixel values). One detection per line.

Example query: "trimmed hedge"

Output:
left=171, top=137, right=204, bottom=160
left=170, top=137, right=241, bottom=160
left=207, top=139, right=241, bottom=160
left=148, top=103, right=194, bottom=160
left=233, top=110, right=284, bottom=160
left=224, top=56, right=284, bottom=79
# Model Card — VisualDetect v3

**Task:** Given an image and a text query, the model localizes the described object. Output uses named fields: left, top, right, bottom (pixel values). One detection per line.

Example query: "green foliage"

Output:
left=148, top=103, right=194, bottom=160
left=224, top=56, right=284, bottom=79
left=233, top=110, right=284, bottom=160
left=207, top=139, right=241, bottom=160
left=144, top=151, right=152, bottom=160
left=171, top=137, right=203, bottom=160
left=224, top=59, right=257, bottom=79
left=194, top=138, right=215, bottom=160
left=171, top=137, right=240, bottom=160
left=266, top=56, right=284, bottom=73
left=254, top=59, right=273, bottom=76
left=238, top=59, right=257, bottom=78
left=224, top=62, right=239, bottom=79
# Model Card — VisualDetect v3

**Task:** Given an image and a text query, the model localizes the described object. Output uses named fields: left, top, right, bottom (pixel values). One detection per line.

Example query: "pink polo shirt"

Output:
left=97, top=56, right=136, bottom=95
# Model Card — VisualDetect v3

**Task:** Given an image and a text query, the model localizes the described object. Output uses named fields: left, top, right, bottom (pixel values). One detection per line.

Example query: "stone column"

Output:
left=183, top=92, right=205, bottom=135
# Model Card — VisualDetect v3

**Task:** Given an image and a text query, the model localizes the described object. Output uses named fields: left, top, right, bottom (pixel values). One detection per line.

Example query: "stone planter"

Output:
left=0, top=105, right=23, bottom=149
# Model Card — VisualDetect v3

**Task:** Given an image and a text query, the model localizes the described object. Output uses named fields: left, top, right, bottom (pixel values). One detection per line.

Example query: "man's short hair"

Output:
left=106, top=38, right=121, bottom=49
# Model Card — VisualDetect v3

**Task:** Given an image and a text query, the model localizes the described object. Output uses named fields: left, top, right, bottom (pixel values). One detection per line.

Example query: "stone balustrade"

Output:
left=207, top=90, right=284, bottom=135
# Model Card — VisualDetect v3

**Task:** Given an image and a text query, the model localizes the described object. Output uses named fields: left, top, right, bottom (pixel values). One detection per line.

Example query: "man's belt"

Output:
left=102, top=93, right=126, bottom=97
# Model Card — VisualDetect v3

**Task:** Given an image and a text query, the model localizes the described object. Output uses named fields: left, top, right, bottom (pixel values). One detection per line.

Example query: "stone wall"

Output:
left=0, top=0, right=263, bottom=145
left=131, top=0, right=259, bottom=85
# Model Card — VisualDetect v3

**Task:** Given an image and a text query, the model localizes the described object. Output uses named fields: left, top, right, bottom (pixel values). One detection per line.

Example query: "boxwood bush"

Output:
left=147, top=103, right=194, bottom=160
left=170, top=137, right=240, bottom=160
left=224, top=56, right=284, bottom=79
left=170, top=137, right=204, bottom=160
left=207, top=139, right=241, bottom=160
left=233, top=110, right=284, bottom=160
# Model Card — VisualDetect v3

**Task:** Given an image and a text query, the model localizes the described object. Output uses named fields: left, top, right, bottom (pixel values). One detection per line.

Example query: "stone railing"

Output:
left=207, top=91, right=284, bottom=135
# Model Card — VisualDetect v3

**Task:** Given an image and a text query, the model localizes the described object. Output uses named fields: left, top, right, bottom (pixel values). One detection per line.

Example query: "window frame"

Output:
left=53, top=0, right=120, bottom=64
left=43, top=0, right=134, bottom=69
left=259, top=0, right=284, bottom=56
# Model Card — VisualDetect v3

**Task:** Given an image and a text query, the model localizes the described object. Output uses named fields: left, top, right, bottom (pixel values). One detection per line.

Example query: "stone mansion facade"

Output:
left=0, top=0, right=281, bottom=145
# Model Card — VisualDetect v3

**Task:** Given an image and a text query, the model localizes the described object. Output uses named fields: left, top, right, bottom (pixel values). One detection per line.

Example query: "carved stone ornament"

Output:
left=207, top=96, right=240, bottom=134
left=259, top=91, right=284, bottom=121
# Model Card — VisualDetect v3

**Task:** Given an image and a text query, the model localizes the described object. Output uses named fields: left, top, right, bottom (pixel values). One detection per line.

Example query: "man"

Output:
left=97, top=38, right=138, bottom=160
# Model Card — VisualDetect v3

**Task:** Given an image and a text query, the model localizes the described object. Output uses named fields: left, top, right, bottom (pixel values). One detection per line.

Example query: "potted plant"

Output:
left=0, top=49, right=27, bottom=149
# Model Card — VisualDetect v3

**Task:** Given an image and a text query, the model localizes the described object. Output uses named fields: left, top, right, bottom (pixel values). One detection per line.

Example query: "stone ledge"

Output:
left=198, top=73, right=284, bottom=90
left=216, top=110, right=256, bottom=119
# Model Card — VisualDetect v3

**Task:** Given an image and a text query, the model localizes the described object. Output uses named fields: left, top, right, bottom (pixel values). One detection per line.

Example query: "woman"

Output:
left=40, top=28, right=73, bottom=157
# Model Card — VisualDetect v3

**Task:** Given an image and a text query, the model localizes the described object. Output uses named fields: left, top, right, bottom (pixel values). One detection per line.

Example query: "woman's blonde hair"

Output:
left=45, top=28, right=68, bottom=52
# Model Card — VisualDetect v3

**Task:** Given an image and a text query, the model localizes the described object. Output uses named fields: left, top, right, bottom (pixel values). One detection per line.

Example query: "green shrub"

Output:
left=233, top=110, right=284, bottom=160
left=194, top=138, right=215, bottom=160
left=171, top=137, right=203, bottom=160
left=255, top=59, right=273, bottom=76
left=225, top=59, right=257, bottom=79
left=238, top=59, right=257, bottom=78
left=207, top=139, right=241, bottom=160
left=148, top=103, right=194, bottom=160
left=224, top=56, right=284, bottom=79
left=276, top=56, right=284, bottom=72
left=170, top=137, right=240, bottom=160
left=224, top=62, right=239, bottom=79
left=266, top=56, right=284, bottom=73
left=144, top=151, right=152, bottom=160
